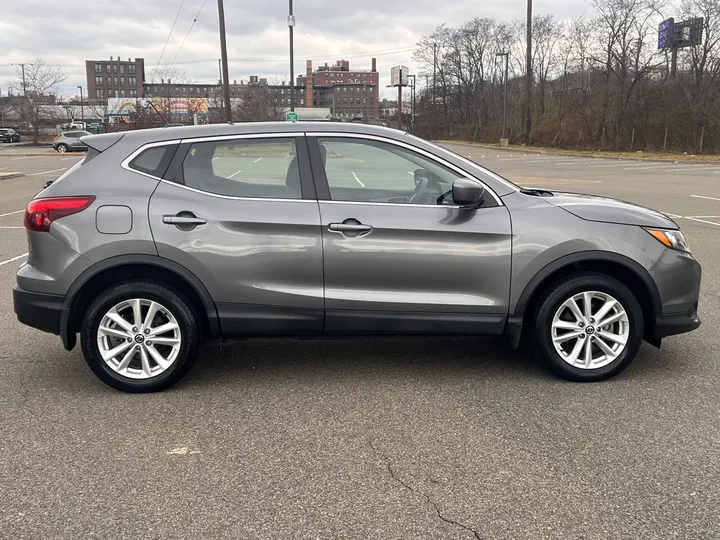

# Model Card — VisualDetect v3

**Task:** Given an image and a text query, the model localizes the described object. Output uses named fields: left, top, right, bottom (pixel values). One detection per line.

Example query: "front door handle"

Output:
left=329, top=223, right=372, bottom=233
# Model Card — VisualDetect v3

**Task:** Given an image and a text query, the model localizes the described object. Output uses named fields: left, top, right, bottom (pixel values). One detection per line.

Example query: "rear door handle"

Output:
left=328, top=223, right=372, bottom=232
left=162, top=215, right=207, bottom=226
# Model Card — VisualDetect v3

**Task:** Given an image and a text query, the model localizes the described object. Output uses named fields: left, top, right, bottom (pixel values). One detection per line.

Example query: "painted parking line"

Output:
left=684, top=217, right=720, bottom=227
left=10, top=157, right=28, bottom=161
left=0, top=167, right=8, bottom=171
left=227, top=169, right=243, bottom=179
left=0, top=253, right=28, bottom=267
left=0, top=209, right=24, bottom=218
left=253, top=157, right=263, bottom=163
left=27, top=168, right=67, bottom=176
left=351, top=171, right=365, bottom=187
left=665, top=166, right=720, bottom=171
left=0, top=226, right=23, bottom=229
left=690, top=194, right=720, bottom=202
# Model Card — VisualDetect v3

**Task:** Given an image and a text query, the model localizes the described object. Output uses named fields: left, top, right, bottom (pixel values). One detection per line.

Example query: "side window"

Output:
left=317, top=138, right=465, bottom=205
left=181, top=138, right=301, bottom=199
left=128, top=145, right=177, bottom=177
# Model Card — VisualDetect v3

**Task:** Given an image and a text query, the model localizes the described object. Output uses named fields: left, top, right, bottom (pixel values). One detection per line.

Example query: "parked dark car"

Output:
left=0, top=128, right=20, bottom=143
left=53, top=131, right=91, bottom=153
left=14, top=123, right=702, bottom=392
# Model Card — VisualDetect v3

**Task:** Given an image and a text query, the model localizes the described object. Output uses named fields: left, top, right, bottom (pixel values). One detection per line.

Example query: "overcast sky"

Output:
left=0, top=0, right=591, bottom=99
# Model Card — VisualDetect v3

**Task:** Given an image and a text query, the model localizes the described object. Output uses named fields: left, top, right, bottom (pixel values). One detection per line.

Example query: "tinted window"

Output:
left=128, top=145, right=177, bottom=177
left=318, top=138, right=464, bottom=205
left=181, top=138, right=301, bottom=199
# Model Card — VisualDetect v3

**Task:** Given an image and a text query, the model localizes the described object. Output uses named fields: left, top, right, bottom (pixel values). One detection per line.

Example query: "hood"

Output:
left=541, top=191, right=678, bottom=229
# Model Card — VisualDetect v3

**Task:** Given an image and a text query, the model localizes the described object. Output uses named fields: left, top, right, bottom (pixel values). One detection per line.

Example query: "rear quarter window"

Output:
left=127, top=145, right=178, bottom=178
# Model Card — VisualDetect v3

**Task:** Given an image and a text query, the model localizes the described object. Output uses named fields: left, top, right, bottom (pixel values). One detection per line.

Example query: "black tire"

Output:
left=533, top=272, right=644, bottom=382
left=56, top=144, right=68, bottom=153
left=80, top=281, right=200, bottom=392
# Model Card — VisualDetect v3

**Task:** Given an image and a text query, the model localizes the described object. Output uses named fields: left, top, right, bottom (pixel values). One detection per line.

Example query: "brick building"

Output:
left=86, top=57, right=145, bottom=100
left=297, top=59, right=379, bottom=119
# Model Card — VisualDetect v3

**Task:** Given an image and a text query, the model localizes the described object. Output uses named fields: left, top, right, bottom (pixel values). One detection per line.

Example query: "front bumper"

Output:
left=13, top=285, right=64, bottom=335
left=653, top=302, right=701, bottom=338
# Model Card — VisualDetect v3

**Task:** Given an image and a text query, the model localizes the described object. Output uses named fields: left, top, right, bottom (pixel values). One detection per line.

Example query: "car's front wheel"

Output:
left=80, top=281, right=200, bottom=392
left=534, top=273, right=644, bottom=382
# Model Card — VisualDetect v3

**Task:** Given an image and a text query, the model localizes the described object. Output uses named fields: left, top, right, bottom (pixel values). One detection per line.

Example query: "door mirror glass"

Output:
left=452, top=178, right=485, bottom=207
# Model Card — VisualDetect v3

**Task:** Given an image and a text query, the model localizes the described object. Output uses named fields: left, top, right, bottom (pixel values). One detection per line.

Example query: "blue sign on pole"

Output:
left=658, top=18, right=675, bottom=49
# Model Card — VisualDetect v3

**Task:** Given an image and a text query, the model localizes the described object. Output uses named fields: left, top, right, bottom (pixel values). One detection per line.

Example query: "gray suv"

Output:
left=13, top=123, right=701, bottom=392
left=53, top=130, right=91, bottom=153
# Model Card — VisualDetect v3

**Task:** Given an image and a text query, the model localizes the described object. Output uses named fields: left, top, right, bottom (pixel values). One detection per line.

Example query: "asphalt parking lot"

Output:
left=1, top=143, right=719, bottom=539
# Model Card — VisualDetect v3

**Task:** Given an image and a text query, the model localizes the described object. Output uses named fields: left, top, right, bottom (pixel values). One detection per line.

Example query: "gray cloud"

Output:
left=0, top=0, right=592, bottom=97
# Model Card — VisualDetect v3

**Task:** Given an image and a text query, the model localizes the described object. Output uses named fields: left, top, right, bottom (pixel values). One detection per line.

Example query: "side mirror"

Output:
left=452, top=178, right=485, bottom=208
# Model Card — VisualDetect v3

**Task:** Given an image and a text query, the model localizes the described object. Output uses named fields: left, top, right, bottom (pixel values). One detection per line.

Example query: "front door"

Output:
left=307, top=135, right=512, bottom=335
left=148, top=134, right=324, bottom=336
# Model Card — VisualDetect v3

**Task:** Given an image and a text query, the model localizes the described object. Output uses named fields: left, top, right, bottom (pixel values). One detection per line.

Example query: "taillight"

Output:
left=54, top=135, right=60, bottom=140
left=24, top=196, right=96, bottom=232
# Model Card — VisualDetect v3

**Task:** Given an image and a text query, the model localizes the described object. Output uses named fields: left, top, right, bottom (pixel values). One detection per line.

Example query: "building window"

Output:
left=106, top=64, right=111, bottom=73
left=96, top=89, right=104, bottom=99
left=343, top=97, right=347, bottom=104
left=182, top=87, right=187, bottom=94
left=107, top=76, right=112, bottom=85
left=94, top=64, right=102, bottom=74
left=112, top=64, right=117, bottom=73
left=95, top=76, right=103, bottom=86
left=363, top=97, right=366, bottom=104
left=349, top=97, right=354, bottom=104
left=129, top=64, right=136, bottom=75
left=120, top=89, right=126, bottom=98
left=343, top=87, right=347, bottom=94
left=129, top=77, right=137, bottom=87
left=120, top=77, right=124, bottom=86
left=114, top=76, right=118, bottom=86
left=120, top=65, right=125, bottom=74
left=130, top=89, right=137, bottom=98
left=369, top=97, right=373, bottom=104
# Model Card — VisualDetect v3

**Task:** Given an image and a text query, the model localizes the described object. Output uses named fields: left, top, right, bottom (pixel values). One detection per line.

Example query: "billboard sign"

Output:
left=106, top=97, right=209, bottom=116
left=658, top=18, right=674, bottom=49
left=390, top=65, right=409, bottom=87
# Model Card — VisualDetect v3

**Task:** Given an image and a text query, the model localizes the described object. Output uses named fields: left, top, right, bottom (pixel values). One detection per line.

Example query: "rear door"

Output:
left=307, top=134, right=512, bottom=335
left=146, top=133, right=324, bottom=336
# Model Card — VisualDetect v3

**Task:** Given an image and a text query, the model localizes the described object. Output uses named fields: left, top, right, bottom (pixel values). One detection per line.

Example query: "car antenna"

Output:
left=146, top=100, right=169, bottom=126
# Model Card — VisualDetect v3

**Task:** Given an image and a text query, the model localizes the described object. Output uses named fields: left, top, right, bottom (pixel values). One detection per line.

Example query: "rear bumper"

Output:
left=13, top=285, right=64, bottom=335
left=653, top=303, right=701, bottom=338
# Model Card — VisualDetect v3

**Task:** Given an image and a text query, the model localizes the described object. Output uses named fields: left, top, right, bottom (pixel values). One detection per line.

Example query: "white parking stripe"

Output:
left=351, top=171, right=365, bottom=187
left=0, top=253, right=27, bottom=267
left=0, top=209, right=24, bottom=217
left=227, top=168, right=243, bottom=179
left=684, top=217, right=720, bottom=227
left=10, top=157, right=28, bottom=161
left=0, top=226, right=23, bottom=229
left=665, top=166, right=720, bottom=171
left=253, top=157, right=263, bottom=163
left=690, top=194, right=720, bottom=202
left=27, top=168, right=67, bottom=176
left=0, top=167, right=8, bottom=171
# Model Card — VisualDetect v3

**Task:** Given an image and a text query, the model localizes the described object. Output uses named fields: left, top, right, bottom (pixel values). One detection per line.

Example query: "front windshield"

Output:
left=405, top=134, right=520, bottom=191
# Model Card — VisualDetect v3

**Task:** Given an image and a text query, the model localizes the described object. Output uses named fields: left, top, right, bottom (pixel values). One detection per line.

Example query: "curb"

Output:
left=437, top=140, right=720, bottom=165
left=0, top=173, right=24, bottom=180
left=0, top=152, right=60, bottom=157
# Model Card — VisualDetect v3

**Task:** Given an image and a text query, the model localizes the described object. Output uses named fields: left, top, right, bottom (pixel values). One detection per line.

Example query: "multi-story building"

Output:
left=86, top=57, right=145, bottom=100
left=297, top=59, right=379, bottom=119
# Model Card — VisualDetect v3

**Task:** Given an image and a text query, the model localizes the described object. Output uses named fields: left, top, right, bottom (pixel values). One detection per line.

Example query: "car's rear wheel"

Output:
left=534, top=273, right=644, bottom=381
left=57, top=144, right=68, bottom=153
left=80, top=281, right=200, bottom=392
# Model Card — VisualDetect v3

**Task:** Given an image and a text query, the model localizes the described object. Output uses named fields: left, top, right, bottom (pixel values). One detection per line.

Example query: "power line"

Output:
left=168, top=0, right=209, bottom=71
left=153, top=0, right=187, bottom=75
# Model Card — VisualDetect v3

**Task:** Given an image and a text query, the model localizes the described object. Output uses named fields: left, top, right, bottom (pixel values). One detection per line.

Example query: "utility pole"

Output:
left=288, top=0, right=295, bottom=112
left=77, top=86, right=84, bottom=123
left=217, top=0, right=232, bottom=122
left=496, top=52, right=509, bottom=146
left=432, top=42, right=437, bottom=105
left=11, top=63, right=27, bottom=97
left=525, top=0, right=533, bottom=143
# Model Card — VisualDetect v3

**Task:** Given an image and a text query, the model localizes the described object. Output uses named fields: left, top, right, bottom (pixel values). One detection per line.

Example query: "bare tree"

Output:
left=12, top=60, right=66, bottom=143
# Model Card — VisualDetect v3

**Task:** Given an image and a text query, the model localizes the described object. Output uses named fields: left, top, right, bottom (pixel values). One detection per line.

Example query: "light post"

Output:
left=496, top=52, right=509, bottom=146
left=77, top=85, right=84, bottom=124
left=408, top=74, right=416, bottom=134
left=288, top=0, right=295, bottom=112
left=217, top=0, right=232, bottom=122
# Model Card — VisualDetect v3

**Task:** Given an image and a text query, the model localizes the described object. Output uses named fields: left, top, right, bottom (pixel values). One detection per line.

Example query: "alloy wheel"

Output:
left=550, top=291, right=630, bottom=369
left=96, top=298, right=182, bottom=380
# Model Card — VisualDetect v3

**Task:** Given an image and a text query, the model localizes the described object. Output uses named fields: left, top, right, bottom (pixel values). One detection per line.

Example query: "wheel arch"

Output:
left=59, top=255, right=221, bottom=351
left=507, top=251, right=661, bottom=347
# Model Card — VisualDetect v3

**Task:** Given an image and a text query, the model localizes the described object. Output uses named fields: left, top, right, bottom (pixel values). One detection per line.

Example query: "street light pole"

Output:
left=408, top=74, right=416, bottom=134
left=525, top=0, right=533, bottom=143
left=217, top=0, right=233, bottom=122
left=288, top=0, right=295, bottom=112
left=77, top=86, right=84, bottom=123
left=496, top=52, right=509, bottom=146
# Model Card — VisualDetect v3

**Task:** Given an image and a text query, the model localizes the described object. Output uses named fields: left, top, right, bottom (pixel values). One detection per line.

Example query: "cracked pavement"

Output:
left=1, top=150, right=720, bottom=539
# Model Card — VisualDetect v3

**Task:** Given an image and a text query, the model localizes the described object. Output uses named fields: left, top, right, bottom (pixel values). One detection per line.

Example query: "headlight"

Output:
left=645, top=228, right=690, bottom=253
